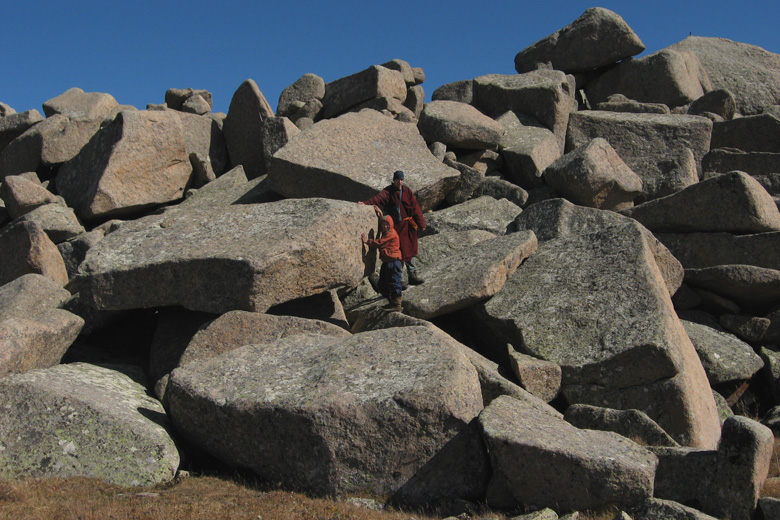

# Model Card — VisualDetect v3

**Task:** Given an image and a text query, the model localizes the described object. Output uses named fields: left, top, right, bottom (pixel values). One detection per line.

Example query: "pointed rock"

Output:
left=166, top=326, right=483, bottom=496
left=56, top=110, right=192, bottom=221
left=478, top=395, right=657, bottom=511
left=0, top=220, right=68, bottom=286
left=0, top=363, right=180, bottom=486
left=222, top=79, right=275, bottom=179
left=514, top=7, right=645, bottom=74
left=480, top=221, right=721, bottom=448
left=78, top=199, right=378, bottom=314
left=269, top=110, right=459, bottom=212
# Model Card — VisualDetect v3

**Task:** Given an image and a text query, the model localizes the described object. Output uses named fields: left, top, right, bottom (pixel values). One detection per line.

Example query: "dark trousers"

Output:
left=379, top=260, right=403, bottom=298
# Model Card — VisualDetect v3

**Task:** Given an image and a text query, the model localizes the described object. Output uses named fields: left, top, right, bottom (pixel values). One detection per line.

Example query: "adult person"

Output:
left=359, top=170, right=427, bottom=285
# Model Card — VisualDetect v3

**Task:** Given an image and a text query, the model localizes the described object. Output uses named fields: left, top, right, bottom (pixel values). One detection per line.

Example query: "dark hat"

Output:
left=393, top=170, right=405, bottom=180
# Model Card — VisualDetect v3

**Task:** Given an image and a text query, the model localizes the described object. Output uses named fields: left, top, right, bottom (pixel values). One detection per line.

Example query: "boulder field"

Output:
left=2, top=6, right=780, bottom=519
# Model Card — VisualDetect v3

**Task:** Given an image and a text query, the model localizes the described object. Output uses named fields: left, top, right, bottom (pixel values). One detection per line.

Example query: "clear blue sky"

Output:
left=3, top=1, right=779, bottom=115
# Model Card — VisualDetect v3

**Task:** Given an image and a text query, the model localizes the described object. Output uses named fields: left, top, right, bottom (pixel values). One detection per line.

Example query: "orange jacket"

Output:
left=366, top=218, right=402, bottom=262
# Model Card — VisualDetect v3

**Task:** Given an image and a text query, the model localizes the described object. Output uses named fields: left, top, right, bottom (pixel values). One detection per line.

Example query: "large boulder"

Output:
left=472, top=71, right=577, bottom=153
left=668, top=36, right=780, bottom=115
left=0, top=110, right=44, bottom=156
left=513, top=7, right=645, bottom=74
left=543, top=137, right=643, bottom=210
left=567, top=111, right=713, bottom=201
left=42, top=87, right=119, bottom=119
left=78, top=198, right=378, bottom=314
left=564, top=404, right=679, bottom=447
left=584, top=49, right=712, bottom=108
left=268, top=110, right=459, bottom=212
left=403, top=231, right=537, bottom=319
left=479, top=395, right=657, bottom=512
left=321, top=65, right=407, bottom=119
left=0, top=220, right=68, bottom=286
left=0, top=174, right=60, bottom=219
left=710, top=113, right=780, bottom=153
left=703, top=148, right=780, bottom=176
left=222, top=79, right=275, bottom=179
left=56, top=110, right=192, bottom=221
left=277, top=73, right=326, bottom=117
left=175, top=111, right=230, bottom=176
left=166, top=326, right=483, bottom=496
left=656, top=231, right=780, bottom=270
left=417, top=100, right=505, bottom=149
left=424, top=196, right=522, bottom=236
left=0, top=363, right=180, bottom=486
left=684, top=264, right=780, bottom=310
left=496, top=110, right=561, bottom=188
left=479, top=221, right=721, bottom=448
left=621, top=171, right=780, bottom=233
left=681, top=319, right=764, bottom=386
left=15, top=202, right=85, bottom=244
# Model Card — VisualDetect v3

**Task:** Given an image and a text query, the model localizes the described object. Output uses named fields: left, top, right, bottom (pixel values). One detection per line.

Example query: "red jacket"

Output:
left=362, top=185, right=426, bottom=261
left=366, top=217, right=402, bottom=263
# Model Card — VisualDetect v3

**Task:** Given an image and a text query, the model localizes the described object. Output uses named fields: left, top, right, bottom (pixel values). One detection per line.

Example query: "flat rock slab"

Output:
left=79, top=198, right=378, bottom=314
left=567, top=111, right=713, bottom=201
left=668, top=36, right=780, bottom=116
left=404, top=231, right=537, bottom=319
left=0, top=363, right=180, bottom=486
left=424, top=196, right=522, bottom=236
left=166, top=326, right=483, bottom=496
left=682, top=320, right=764, bottom=386
left=269, top=110, right=459, bottom=212
left=513, top=7, right=645, bottom=74
left=656, top=232, right=780, bottom=270
left=479, top=221, right=720, bottom=448
left=416, top=229, right=497, bottom=270
left=479, top=395, right=657, bottom=511
left=622, top=171, right=780, bottom=233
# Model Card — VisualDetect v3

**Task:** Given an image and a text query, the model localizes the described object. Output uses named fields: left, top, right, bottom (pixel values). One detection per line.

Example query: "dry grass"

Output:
left=0, top=473, right=452, bottom=520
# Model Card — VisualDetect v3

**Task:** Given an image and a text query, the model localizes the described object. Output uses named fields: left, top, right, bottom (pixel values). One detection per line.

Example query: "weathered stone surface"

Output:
left=171, top=165, right=275, bottom=211
left=544, top=137, right=642, bottom=210
left=703, top=149, right=780, bottom=176
left=0, top=175, right=60, bottom=219
left=514, top=7, right=644, bottom=74
left=180, top=94, right=210, bottom=115
left=403, top=231, right=537, bottom=320
left=472, top=71, right=576, bottom=152
left=721, top=314, right=771, bottom=343
left=473, top=177, right=529, bottom=207
left=596, top=94, right=671, bottom=114
left=417, top=100, right=504, bottom=150
left=42, top=87, right=119, bottom=119
left=415, top=230, right=496, bottom=271
left=567, top=111, right=713, bottom=200
left=165, top=88, right=213, bottom=112
left=432, top=80, right=473, bottom=104
left=711, top=113, right=780, bottom=153
left=458, top=149, right=502, bottom=174
left=0, top=110, right=44, bottom=154
left=585, top=49, right=712, bottom=108
left=348, top=96, right=415, bottom=120
left=509, top=198, right=684, bottom=296
left=15, top=202, right=85, bottom=244
left=759, top=497, right=780, bottom=520
left=403, top=84, right=425, bottom=118
left=0, top=363, right=179, bottom=486
left=0, top=273, right=70, bottom=320
left=167, top=326, right=483, bottom=496
left=322, top=65, right=407, bottom=119
left=622, top=171, right=780, bottom=233
left=685, top=264, right=780, bottom=310
left=496, top=110, right=561, bottom=188
left=381, top=59, right=415, bottom=85
left=656, top=231, right=780, bottom=270
left=0, top=102, right=15, bottom=117
left=443, top=158, right=485, bottom=205
left=222, top=79, right=275, bottom=179
left=259, top=116, right=300, bottom=175
left=564, top=404, right=679, bottom=447
left=688, top=89, right=737, bottom=120
left=631, top=498, right=720, bottom=520
left=424, top=196, right=522, bottom=236
left=268, top=110, right=459, bottom=212
left=78, top=199, right=378, bottom=314
left=681, top=320, right=763, bottom=386
left=175, top=111, right=229, bottom=176
left=479, top=395, right=657, bottom=511
left=479, top=221, right=720, bottom=448
left=56, top=110, right=192, bottom=221
left=277, top=73, right=326, bottom=117
left=0, top=220, right=68, bottom=286
left=668, top=36, right=780, bottom=115
left=507, top=348, right=561, bottom=403
left=0, top=114, right=103, bottom=178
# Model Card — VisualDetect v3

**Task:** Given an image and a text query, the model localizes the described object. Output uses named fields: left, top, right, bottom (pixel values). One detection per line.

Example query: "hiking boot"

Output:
left=408, top=272, right=425, bottom=285
left=383, top=295, right=402, bottom=313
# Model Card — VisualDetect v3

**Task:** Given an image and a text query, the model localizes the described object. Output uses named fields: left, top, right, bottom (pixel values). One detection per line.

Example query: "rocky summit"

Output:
left=1, top=6, right=780, bottom=520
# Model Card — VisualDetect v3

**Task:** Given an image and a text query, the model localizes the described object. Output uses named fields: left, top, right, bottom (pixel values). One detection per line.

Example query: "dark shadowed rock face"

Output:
left=166, top=326, right=483, bottom=496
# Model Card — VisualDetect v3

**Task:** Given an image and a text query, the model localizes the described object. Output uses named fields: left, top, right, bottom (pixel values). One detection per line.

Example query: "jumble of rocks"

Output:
left=2, top=6, right=780, bottom=520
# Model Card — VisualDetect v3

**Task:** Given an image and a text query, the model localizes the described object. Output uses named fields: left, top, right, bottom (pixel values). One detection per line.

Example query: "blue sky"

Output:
left=3, top=1, right=779, bottom=115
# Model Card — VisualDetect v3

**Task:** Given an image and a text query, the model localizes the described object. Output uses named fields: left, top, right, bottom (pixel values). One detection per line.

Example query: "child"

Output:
left=361, top=215, right=403, bottom=312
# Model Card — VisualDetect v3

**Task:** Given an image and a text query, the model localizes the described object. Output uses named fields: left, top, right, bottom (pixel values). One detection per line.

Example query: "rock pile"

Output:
left=1, top=6, right=780, bottom=519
